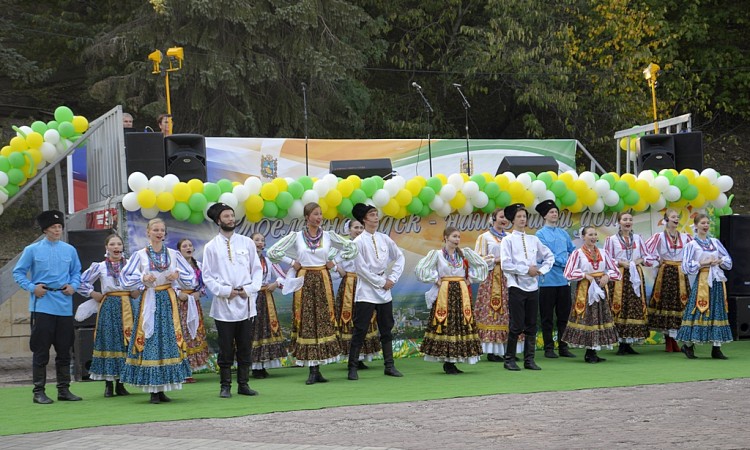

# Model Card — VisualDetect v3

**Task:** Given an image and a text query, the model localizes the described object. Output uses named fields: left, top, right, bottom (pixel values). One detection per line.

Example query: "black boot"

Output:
left=504, top=334, right=521, bottom=371
left=104, top=381, right=114, bottom=398
left=443, top=362, right=458, bottom=374
left=616, top=343, right=629, bottom=355
left=32, top=365, right=53, bottom=404
left=624, top=343, right=639, bottom=354
left=558, top=342, right=576, bottom=358
left=237, top=365, right=258, bottom=395
left=523, top=338, right=541, bottom=370
left=357, top=361, right=369, bottom=370
left=219, top=367, right=232, bottom=398
left=115, top=381, right=130, bottom=396
left=306, top=366, right=318, bottom=385
left=252, top=369, right=264, bottom=379
left=543, top=331, right=557, bottom=358
left=56, top=365, right=82, bottom=401
left=681, top=344, right=697, bottom=359
left=347, top=361, right=359, bottom=381
left=584, top=349, right=596, bottom=363
left=315, top=366, right=328, bottom=383
left=382, top=340, right=403, bottom=377
left=712, top=346, right=728, bottom=360
left=157, top=391, right=171, bottom=402
left=150, top=393, right=161, bottom=404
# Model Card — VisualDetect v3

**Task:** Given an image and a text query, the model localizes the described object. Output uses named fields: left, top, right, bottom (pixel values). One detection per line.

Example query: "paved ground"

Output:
left=2, top=357, right=748, bottom=449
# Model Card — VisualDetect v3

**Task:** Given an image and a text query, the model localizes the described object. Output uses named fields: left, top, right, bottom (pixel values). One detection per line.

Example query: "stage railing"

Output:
left=614, top=114, right=692, bottom=175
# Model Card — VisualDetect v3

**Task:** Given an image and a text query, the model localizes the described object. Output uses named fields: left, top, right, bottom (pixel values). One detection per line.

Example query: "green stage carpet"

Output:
left=2, top=341, right=749, bottom=436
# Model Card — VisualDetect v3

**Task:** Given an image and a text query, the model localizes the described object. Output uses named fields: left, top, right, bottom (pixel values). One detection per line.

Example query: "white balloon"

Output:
left=43, top=129, right=60, bottom=145
left=629, top=151, right=638, bottom=162
left=313, top=180, right=329, bottom=197
left=163, top=174, right=180, bottom=191
left=589, top=198, right=605, bottom=213
left=218, top=192, right=238, bottom=209
left=516, top=173, right=532, bottom=188
left=383, top=179, right=399, bottom=197
left=564, top=170, right=579, bottom=181
left=0, top=190, right=8, bottom=203
left=140, top=206, right=160, bottom=219
left=461, top=181, right=479, bottom=198
left=579, top=171, right=597, bottom=187
left=437, top=204, right=453, bottom=217
left=148, top=175, right=166, bottom=194
left=472, top=191, right=489, bottom=208
left=664, top=185, right=681, bottom=202
left=541, top=190, right=556, bottom=202
left=439, top=184, right=457, bottom=202
left=372, top=189, right=390, bottom=207
left=232, top=185, right=250, bottom=202
left=122, top=192, right=140, bottom=211
left=288, top=200, right=305, bottom=218
left=530, top=180, right=547, bottom=196
left=392, top=175, right=406, bottom=190
left=323, top=173, right=338, bottom=190
left=301, top=190, right=319, bottom=205
left=701, top=168, right=718, bottom=183
left=244, top=176, right=262, bottom=195
left=128, top=172, right=149, bottom=192
left=502, top=172, right=516, bottom=182
left=603, top=190, right=620, bottom=207
left=712, top=193, right=728, bottom=209
left=652, top=195, right=667, bottom=211
left=458, top=201, right=474, bottom=215
left=447, top=173, right=464, bottom=190
left=593, top=179, right=610, bottom=195
left=716, top=175, right=734, bottom=192
left=429, top=197, right=445, bottom=210
left=17, top=126, right=33, bottom=137
left=233, top=203, right=246, bottom=221
left=0, top=172, right=7, bottom=186
left=653, top=176, right=670, bottom=193
left=55, top=142, right=67, bottom=153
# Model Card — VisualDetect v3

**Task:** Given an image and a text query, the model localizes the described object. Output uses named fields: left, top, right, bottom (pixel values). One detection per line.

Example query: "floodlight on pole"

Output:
left=643, top=62, right=660, bottom=134
left=148, top=46, right=184, bottom=136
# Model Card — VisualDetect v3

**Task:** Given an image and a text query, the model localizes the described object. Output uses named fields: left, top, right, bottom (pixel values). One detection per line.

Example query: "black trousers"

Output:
left=539, top=285, right=572, bottom=348
left=29, top=312, right=74, bottom=369
left=215, top=318, right=254, bottom=368
left=349, top=301, right=394, bottom=362
left=507, top=287, right=538, bottom=337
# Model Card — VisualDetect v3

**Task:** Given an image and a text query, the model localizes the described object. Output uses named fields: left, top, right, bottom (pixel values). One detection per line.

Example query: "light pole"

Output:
left=643, top=62, right=660, bottom=134
left=149, top=47, right=184, bottom=135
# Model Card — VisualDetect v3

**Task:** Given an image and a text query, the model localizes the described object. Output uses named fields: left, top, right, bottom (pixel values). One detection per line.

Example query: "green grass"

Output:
left=2, top=341, right=749, bottom=436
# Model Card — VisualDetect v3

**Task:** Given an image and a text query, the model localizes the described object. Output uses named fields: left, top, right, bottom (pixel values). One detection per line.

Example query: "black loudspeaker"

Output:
left=330, top=158, right=393, bottom=178
left=673, top=131, right=704, bottom=171
left=73, top=327, right=95, bottom=381
left=124, top=132, right=166, bottom=177
left=719, top=215, right=750, bottom=296
left=165, top=134, right=207, bottom=181
left=496, top=156, right=559, bottom=176
left=728, top=297, right=750, bottom=340
left=639, top=134, right=676, bottom=171
left=68, top=229, right=115, bottom=328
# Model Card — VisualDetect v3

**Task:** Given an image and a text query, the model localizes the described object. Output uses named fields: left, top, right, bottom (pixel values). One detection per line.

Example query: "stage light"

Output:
left=643, top=62, right=660, bottom=133
left=166, top=47, right=184, bottom=71
left=148, top=47, right=185, bottom=136
left=148, top=50, right=163, bottom=74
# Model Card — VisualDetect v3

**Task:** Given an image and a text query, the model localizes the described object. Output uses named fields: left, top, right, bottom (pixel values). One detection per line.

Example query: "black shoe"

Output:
left=157, top=392, right=171, bottom=402
left=306, top=370, right=317, bottom=385
left=238, top=384, right=258, bottom=396
left=504, top=359, right=521, bottom=371
left=544, top=349, right=559, bottom=359
left=315, top=369, right=328, bottom=383
left=261, top=368, right=269, bottom=378
left=558, top=347, right=576, bottom=358
left=616, top=344, right=629, bottom=355
left=33, top=391, right=53, bottom=404
left=252, top=369, right=264, bottom=379
left=115, top=381, right=130, bottom=396
left=681, top=344, right=697, bottom=360
left=712, top=346, right=728, bottom=360
left=357, top=361, right=369, bottom=370
left=595, top=355, right=607, bottom=362
left=220, top=385, right=232, bottom=397
left=584, top=349, right=595, bottom=363
left=486, top=353, right=502, bottom=362
left=150, top=393, right=161, bottom=404
left=57, top=388, right=82, bottom=401
left=348, top=367, right=359, bottom=380
left=624, top=343, right=639, bottom=355
left=104, top=381, right=114, bottom=398
left=384, top=366, right=403, bottom=377
left=524, top=360, right=542, bottom=370
left=443, top=362, right=458, bottom=374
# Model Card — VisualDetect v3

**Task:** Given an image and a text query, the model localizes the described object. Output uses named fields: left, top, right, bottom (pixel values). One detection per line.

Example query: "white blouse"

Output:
left=644, top=231, right=693, bottom=264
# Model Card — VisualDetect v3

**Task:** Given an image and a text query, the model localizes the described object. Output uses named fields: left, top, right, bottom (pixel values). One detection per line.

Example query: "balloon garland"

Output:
left=0, top=106, right=89, bottom=215
left=122, top=168, right=735, bottom=223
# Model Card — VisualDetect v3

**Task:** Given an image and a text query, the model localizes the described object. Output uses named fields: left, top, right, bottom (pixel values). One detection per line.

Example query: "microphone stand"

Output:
left=415, top=85, right=434, bottom=176
left=454, top=84, right=471, bottom=175
left=302, top=82, right=309, bottom=176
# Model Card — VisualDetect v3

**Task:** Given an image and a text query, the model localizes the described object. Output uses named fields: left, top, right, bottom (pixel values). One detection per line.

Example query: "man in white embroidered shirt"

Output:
left=347, top=203, right=406, bottom=381
left=202, top=202, right=263, bottom=398
left=500, top=203, right=554, bottom=372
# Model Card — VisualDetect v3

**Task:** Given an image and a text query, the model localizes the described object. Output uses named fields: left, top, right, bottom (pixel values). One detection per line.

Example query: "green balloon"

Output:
left=682, top=185, right=698, bottom=201
left=481, top=198, right=497, bottom=214
left=5, top=183, right=19, bottom=197
left=0, top=156, right=10, bottom=172
left=624, top=190, right=640, bottom=205
left=188, top=193, right=208, bottom=212
left=551, top=180, right=567, bottom=197
left=287, top=181, right=304, bottom=199
left=672, top=175, right=689, bottom=191
left=360, top=178, right=377, bottom=197
left=470, top=174, right=486, bottom=189
left=275, top=208, right=288, bottom=219
left=561, top=190, right=577, bottom=206
left=217, top=179, right=233, bottom=193
left=613, top=180, right=630, bottom=197
left=600, top=173, right=615, bottom=188
left=58, top=122, right=75, bottom=138
left=537, top=173, right=553, bottom=188
left=525, top=172, right=537, bottom=181
left=54, top=106, right=74, bottom=123
left=298, top=176, right=313, bottom=190
left=8, top=152, right=25, bottom=169
left=46, top=120, right=59, bottom=130
left=203, top=183, right=221, bottom=202
left=262, top=200, right=278, bottom=217
left=188, top=211, right=204, bottom=224
left=426, top=177, right=442, bottom=193
left=276, top=191, right=293, bottom=210
left=171, top=202, right=191, bottom=221
left=407, top=198, right=423, bottom=215
left=418, top=204, right=432, bottom=217
left=337, top=198, right=354, bottom=217
left=612, top=199, right=625, bottom=212
left=7, top=168, right=24, bottom=185
left=495, top=191, right=511, bottom=208
left=372, top=176, right=384, bottom=189
left=483, top=182, right=500, bottom=199
left=350, top=189, right=367, bottom=205
left=31, top=121, right=48, bottom=134
left=418, top=187, right=436, bottom=204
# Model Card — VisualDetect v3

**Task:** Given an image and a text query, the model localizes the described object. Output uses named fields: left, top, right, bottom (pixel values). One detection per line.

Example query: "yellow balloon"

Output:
left=187, top=178, right=204, bottom=194
left=559, top=173, right=574, bottom=186
left=260, top=183, right=279, bottom=201
left=311, top=177, right=319, bottom=183
left=155, top=192, right=176, bottom=211
left=568, top=199, right=584, bottom=213
left=690, top=194, right=706, bottom=209
left=71, top=116, right=89, bottom=134
left=247, top=212, right=263, bottom=223
left=679, top=168, right=696, bottom=182
left=694, top=176, right=710, bottom=191
left=619, top=137, right=628, bottom=151
left=10, top=136, right=27, bottom=152
left=232, top=181, right=241, bottom=187
left=272, top=177, right=288, bottom=192
left=25, top=132, right=43, bottom=149
left=245, top=195, right=264, bottom=213
left=645, top=187, right=660, bottom=204
left=413, top=175, right=427, bottom=187
left=621, top=173, right=636, bottom=187
left=1, top=146, right=11, bottom=157
left=633, top=199, right=648, bottom=212
left=27, top=149, right=42, bottom=165
left=394, top=206, right=408, bottom=220
left=546, top=171, right=558, bottom=182
left=173, top=182, right=191, bottom=202
left=572, top=180, right=588, bottom=195
left=704, top=185, right=719, bottom=201
left=137, top=189, right=157, bottom=209
left=323, top=206, right=338, bottom=220
left=449, top=192, right=466, bottom=210
left=346, top=174, right=361, bottom=189
left=481, top=172, right=493, bottom=183
left=508, top=181, right=525, bottom=199
left=671, top=199, right=688, bottom=208
left=325, top=188, right=343, bottom=207
left=383, top=199, right=399, bottom=216
left=522, top=191, right=535, bottom=207
left=395, top=189, right=413, bottom=206
left=436, top=173, right=448, bottom=184
left=582, top=189, right=598, bottom=206
left=494, top=174, right=510, bottom=190
left=337, top=179, right=354, bottom=197
left=405, top=179, right=421, bottom=196
left=460, top=173, right=470, bottom=182
left=318, top=198, right=329, bottom=214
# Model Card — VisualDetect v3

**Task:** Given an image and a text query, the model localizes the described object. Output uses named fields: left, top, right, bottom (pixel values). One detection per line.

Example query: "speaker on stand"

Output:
left=330, top=158, right=393, bottom=178
left=165, top=134, right=207, bottom=181
left=639, top=134, right=676, bottom=171
left=673, top=131, right=704, bottom=172
left=124, top=132, right=166, bottom=177
left=496, top=156, right=559, bottom=176
left=719, top=215, right=750, bottom=297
